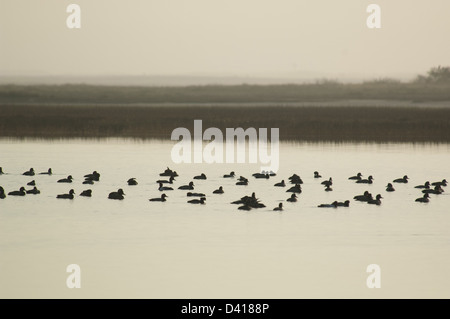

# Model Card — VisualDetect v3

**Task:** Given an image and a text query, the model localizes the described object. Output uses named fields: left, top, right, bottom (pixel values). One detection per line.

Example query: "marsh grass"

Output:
left=1, top=104, right=450, bottom=142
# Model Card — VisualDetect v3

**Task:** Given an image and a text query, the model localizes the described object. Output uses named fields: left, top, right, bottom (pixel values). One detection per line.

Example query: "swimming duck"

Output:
left=26, top=187, right=40, bottom=195
left=188, top=197, right=206, bottom=204
left=23, top=168, right=35, bottom=176
left=324, top=185, right=333, bottom=192
left=367, top=194, right=383, bottom=205
left=127, top=178, right=138, bottom=186
left=193, top=173, right=207, bottom=180
left=274, top=180, right=286, bottom=187
left=289, top=174, right=303, bottom=184
left=27, top=180, right=36, bottom=186
left=414, top=181, right=430, bottom=189
left=80, top=189, right=92, bottom=197
left=432, top=179, right=447, bottom=187
left=354, top=191, right=373, bottom=202
left=314, top=171, right=322, bottom=178
left=321, top=177, right=332, bottom=187
left=159, top=167, right=178, bottom=177
left=213, top=186, right=224, bottom=194
left=0, top=186, right=6, bottom=199
left=236, top=178, right=249, bottom=186
left=286, top=194, right=298, bottom=202
left=252, top=172, right=270, bottom=179
left=57, top=189, right=75, bottom=199
left=231, top=192, right=256, bottom=205
left=39, top=168, right=52, bottom=175
left=273, top=203, right=283, bottom=211
left=223, top=171, right=235, bottom=178
left=158, top=182, right=174, bottom=191
left=156, top=176, right=176, bottom=184
left=422, top=185, right=444, bottom=195
left=178, top=182, right=194, bottom=190
left=348, top=172, right=363, bottom=180
left=336, top=200, right=350, bottom=207
left=84, top=171, right=100, bottom=181
left=187, top=192, right=206, bottom=197
left=58, top=175, right=73, bottom=183
left=318, top=201, right=338, bottom=208
left=356, top=175, right=374, bottom=184
left=286, top=184, right=302, bottom=193
left=8, top=187, right=26, bottom=196
left=393, top=175, right=409, bottom=183
left=149, top=194, right=168, bottom=202
left=108, top=189, right=125, bottom=200
left=386, top=183, right=395, bottom=192
left=415, top=193, right=430, bottom=203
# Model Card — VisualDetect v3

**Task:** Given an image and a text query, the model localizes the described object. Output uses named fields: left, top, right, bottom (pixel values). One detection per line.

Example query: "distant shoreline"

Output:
left=1, top=103, right=450, bottom=143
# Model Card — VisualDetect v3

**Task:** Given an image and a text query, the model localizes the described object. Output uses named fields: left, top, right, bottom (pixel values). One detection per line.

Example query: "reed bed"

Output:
left=1, top=104, right=450, bottom=143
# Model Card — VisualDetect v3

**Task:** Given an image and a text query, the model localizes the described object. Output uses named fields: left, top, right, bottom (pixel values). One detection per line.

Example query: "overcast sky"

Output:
left=1, top=0, right=450, bottom=81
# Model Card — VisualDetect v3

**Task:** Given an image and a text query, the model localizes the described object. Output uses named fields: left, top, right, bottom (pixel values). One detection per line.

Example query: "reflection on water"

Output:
left=0, top=139, right=449, bottom=298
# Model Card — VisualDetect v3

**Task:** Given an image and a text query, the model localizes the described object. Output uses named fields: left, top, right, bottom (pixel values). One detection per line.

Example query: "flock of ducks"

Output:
left=0, top=166, right=447, bottom=211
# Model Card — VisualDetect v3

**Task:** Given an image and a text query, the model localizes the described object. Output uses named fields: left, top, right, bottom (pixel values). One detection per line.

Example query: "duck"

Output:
left=386, top=183, right=395, bottom=192
left=8, top=187, right=26, bottom=196
left=149, top=194, right=168, bottom=202
left=127, top=178, right=138, bottom=186
left=187, top=192, right=206, bottom=197
left=0, top=186, right=6, bottom=199
left=422, top=185, right=444, bottom=195
left=286, top=194, right=298, bottom=202
left=39, top=168, right=52, bottom=175
left=178, top=182, right=194, bottom=190
left=273, top=203, right=283, bottom=211
left=252, top=172, right=270, bottom=179
left=324, top=185, right=333, bottom=192
left=367, top=194, right=383, bottom=205
left=108, top=189, right=125, bottom=200
left=80, top=189, right=92, bottom=197
left=231, top=192, right=256, bottom=205
left=348, top=172, right=363, bottom=180
left=414, top=181, right=430, bottom=189
left=321, top=177, right=332, bottom=187
left=156, top=176, right=175, bottom=184
left=58, top=175, right=73, bottom=183
left=286, top=184, right=302, bottom=193
left=432, top=179, right=447, bottom=187
left=274, top=180, right=286, bottom=187
left=159, top=167, right=178, bottom=177
left=223, top=171, right=235, bottom=178
left=336, top=200, right=350, bottom=207
left=23, top=168, right=35, bottom=176
left=158, top=182, right=174, bottom=191
left=26, top=187, right=40, bottom=195
left=236, top=178, right=249, bottom=186
left=27, top=180, right=36, bottom=186
left=314, top=171, right=322, bottom=178
left=318, top=201, right=338, bottom=208
left=193, top=173, right=207, bottom=180
left=354, top=191, right=373, bottom=202
left=356, top=175, right=374, bottom=184
left=57, top=189, right=75, bottom=199
left=393, top=175, right=409, bottom=183
left=188, top=197, right=206, bottom=204
left=415, top=193, right=430, bottom=203
left=289, top=174, right=303, bottom=184
left=84, top=171, right=100, bottom=181
left=213, top=186, right=224, bottom=194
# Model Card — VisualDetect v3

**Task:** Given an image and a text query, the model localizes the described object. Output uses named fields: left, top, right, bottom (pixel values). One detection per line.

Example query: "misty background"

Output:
left=1, top=0, right=450, bottom=85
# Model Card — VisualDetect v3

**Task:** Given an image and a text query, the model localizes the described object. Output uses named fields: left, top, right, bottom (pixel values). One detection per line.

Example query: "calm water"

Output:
left=0, top=139, right=449, bottom=298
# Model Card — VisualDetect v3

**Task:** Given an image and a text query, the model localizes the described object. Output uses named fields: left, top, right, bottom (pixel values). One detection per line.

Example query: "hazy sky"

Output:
left=1, top=0, right=450, bottom=81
